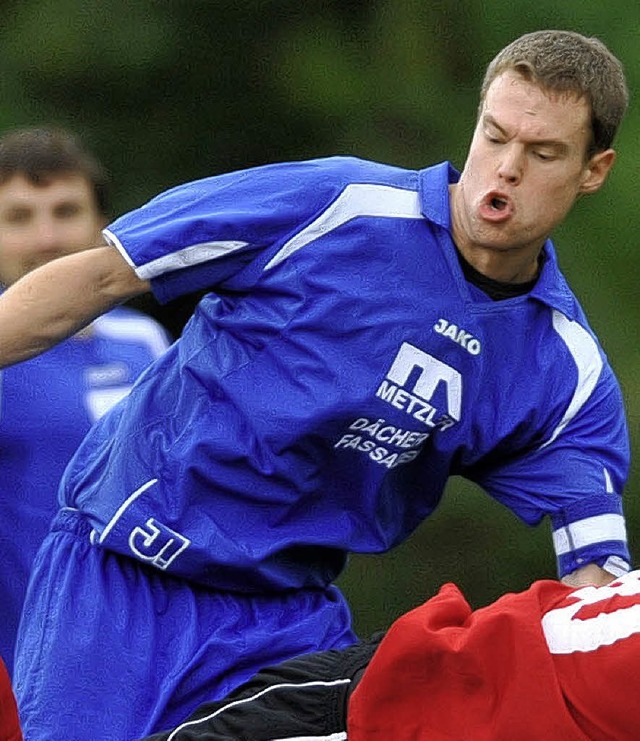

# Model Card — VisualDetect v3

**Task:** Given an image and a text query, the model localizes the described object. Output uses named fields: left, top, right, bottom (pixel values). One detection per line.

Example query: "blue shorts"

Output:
left=14, top=509, right=356, bottom=740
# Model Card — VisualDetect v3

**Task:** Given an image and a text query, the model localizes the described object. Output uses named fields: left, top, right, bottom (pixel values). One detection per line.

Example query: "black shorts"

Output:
left=140, top=634, right=383, bottom=740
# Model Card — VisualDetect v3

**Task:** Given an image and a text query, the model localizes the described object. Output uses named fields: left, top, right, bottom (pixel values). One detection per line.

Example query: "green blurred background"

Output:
left=2, top=0, right=638, bottom=634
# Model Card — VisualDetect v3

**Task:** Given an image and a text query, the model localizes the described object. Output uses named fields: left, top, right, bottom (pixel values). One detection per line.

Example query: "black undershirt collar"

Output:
left=456, top=249, right=540, bottom=301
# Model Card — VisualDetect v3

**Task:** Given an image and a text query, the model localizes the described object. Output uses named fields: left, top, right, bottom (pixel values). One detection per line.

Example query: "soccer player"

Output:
left=0, top=658, right=20, bottom=741
left=0, top=128, right=171, bottom=675
left=141, top=570, right=640, bottom=741
left=0, top=30, right=631, bottom=739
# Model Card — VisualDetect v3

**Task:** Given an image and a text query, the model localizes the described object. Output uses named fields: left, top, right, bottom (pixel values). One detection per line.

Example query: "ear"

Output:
left=578, top=148, right=616, bottom=194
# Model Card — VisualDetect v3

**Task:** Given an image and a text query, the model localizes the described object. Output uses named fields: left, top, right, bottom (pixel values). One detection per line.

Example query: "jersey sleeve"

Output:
left=475, top=354, right=630, bottom=579
left=103, top=158, right=360, bottom=304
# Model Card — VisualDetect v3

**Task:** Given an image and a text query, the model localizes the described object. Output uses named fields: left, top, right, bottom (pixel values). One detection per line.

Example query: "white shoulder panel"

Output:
left=264, top=183, right=422, bottom=271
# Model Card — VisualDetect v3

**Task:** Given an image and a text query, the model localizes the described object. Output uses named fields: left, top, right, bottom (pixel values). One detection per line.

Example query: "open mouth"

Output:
left=490, top=195, right=508, bottom=211
left=480, top=191, right=512, bottom=221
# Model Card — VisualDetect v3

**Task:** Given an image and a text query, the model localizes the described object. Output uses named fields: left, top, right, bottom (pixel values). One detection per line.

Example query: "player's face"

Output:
left=0, top=173, right=104, bottom=286
left=450, top=70, right=615, bottom=274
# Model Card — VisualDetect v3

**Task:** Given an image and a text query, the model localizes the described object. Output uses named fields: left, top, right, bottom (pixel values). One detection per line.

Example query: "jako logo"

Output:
left=434, top=318, right=481, bottom=355
left=376, top=342, right=461, bottom=429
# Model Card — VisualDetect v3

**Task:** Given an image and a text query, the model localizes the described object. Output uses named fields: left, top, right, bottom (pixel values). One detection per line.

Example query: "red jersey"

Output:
left=348, top=571, right=640, bottom=740
left=0, top=658, right=20, bottom=741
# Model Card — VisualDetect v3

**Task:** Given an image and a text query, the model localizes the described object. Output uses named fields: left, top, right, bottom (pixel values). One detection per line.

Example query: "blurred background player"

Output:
left=0, top=127, right=171, bottom=675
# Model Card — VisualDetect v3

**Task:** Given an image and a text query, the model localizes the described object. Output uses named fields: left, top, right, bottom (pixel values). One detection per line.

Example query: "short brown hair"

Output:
left=480, top=30, right=629, bottom=156
left=0, top=127, right=110, bottom=215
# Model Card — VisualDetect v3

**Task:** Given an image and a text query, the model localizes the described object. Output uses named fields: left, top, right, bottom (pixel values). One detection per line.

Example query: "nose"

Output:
left=497, top=145, right=524, bottom=185
left=33, top=217, right=64, bottom=253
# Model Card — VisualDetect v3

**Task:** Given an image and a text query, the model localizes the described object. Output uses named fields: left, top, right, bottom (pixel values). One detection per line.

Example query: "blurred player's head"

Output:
left=0, top=127, right=110, bottom=286
left=479, top=30, right=628, bottom=157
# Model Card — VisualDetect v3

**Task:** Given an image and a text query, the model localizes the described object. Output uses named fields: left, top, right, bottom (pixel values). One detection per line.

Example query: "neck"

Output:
left=448, top=183, right=544, bottom=283
left=456, top=244, right=542, bottom=283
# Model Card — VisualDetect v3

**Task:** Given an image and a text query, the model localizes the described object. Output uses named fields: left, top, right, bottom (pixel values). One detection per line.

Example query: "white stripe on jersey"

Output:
left=93, top=313, right=170, bottom=358
left=103, top=227, right=248, bottom=281
left=98, top=478, right=159, bottom=544
left=542, top=570, right=640, bottom=654
left=264, top=183, right=422, bottom=270
left=552, top=513, right=627, bottom=555
left=540, top=310, right=603, bottom=449
left=165, top=679, right=351, bottom=741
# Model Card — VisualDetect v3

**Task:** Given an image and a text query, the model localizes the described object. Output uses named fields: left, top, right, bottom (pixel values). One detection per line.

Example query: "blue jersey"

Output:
left=0, top=306, right=169, bottom=673
left=62, top=156, right=630, bottom=592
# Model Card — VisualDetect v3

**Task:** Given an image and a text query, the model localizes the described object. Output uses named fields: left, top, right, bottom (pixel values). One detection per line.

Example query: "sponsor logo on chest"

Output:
left=334, top=340, right=466, bottom=470
left=433, top=318, right=481, bottom=355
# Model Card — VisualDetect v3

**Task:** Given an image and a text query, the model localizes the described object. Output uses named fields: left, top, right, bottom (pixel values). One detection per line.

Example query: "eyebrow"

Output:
left=482, top=113, right=570, bottom=154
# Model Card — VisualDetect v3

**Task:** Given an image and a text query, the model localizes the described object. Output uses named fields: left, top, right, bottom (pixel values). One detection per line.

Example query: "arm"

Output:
left=476, top=322, right=630, bottom=582
left=0, top=243, right=149, bottom=368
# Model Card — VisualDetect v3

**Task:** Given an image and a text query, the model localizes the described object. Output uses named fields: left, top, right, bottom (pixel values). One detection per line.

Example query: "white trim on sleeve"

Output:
left=103, top=227, right=249, bottom=281
left=552, top=513, right=627, bottom=556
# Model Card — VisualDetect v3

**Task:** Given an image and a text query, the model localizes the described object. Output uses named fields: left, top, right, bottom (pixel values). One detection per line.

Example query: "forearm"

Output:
left=0, top=245, right=150, bottom=367
left=561, top=563, right=618, bottom=588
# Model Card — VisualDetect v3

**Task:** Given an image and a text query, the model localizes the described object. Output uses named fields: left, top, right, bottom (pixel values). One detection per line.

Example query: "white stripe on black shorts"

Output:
left=140, top=635, right=383, bottom=741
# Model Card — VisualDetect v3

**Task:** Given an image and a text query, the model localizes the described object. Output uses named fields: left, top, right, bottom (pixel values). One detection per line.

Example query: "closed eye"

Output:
left=533, top=150, right=555, bottom=161
left=485, top=130, right=505, bottom=145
